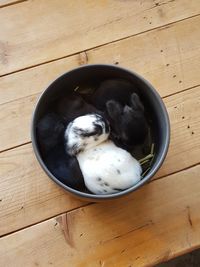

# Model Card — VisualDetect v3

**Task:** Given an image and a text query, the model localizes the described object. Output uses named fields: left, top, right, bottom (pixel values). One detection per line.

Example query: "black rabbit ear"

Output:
left=130, top=93, right=144, bottom=112
left=106, top=100, right=122, bottom=120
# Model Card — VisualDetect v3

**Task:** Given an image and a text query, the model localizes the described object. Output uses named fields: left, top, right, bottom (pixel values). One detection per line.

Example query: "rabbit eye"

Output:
left=93, top=123, right=103, bottom=136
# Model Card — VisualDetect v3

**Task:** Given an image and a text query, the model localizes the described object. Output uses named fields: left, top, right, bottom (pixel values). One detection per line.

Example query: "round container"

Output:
left=31, top=64, right=170, bottom=201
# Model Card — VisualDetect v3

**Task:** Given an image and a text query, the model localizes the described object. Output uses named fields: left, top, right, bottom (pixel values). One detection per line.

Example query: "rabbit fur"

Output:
left=56, top=92, right=98, bottom=124
left=37, top=113, right=85, bottom=190
left=89, top=79, right=148, bottom=148
left=65, top=113, right=142, bottom=194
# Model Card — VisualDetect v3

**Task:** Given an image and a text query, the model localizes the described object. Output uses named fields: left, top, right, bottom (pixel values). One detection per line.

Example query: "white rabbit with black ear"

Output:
left=65, top=113, right=142, bottom=194
left=89, top=79, right=148, bottom=149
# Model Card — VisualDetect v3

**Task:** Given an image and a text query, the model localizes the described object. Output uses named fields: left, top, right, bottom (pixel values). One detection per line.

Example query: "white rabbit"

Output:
left=64, top=114, right=142, bottom=194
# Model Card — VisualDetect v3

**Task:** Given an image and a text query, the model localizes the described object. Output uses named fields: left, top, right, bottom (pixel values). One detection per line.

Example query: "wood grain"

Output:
left=0, top=144, right=86, bottom=236
left=0, top=54, right=79, bottom=105
left=87, top=15, right=200, bottom=98
left=1, top=1, right=200, bottom=265
left=1, top=164, right=200, bottom=267
left=0, top=87, right=199, bottom=236
left=0, top=94, right=36, bottom=150
left=1, top=15, right=200, bottom=151
left=155, top=87, right=200, bottom=178
left=0, top=0, right=200, bottom=75
left=1, top=15, right=200, bottom=104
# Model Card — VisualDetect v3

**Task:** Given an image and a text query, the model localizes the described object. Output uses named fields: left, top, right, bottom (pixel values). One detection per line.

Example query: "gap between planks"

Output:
left=0, top=202, right=95, bottom=239
left=162, top=84, right=200, bottom=99
left=0, top=141, right=31, bottom=154
left=154, top=162, right=200, bottom=182
left=0, top=0, right=28, bottom=9
left=0, top=13, right=200, bottom=79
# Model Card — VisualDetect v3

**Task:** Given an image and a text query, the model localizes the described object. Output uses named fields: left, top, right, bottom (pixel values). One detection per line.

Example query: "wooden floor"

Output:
left=0, top=1, right=200, bottom=266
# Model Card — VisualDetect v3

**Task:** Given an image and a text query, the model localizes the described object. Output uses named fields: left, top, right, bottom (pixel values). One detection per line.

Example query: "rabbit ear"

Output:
left=130, top=93, right=144, bottom=112
left=106, top=100, right=122, bottom=120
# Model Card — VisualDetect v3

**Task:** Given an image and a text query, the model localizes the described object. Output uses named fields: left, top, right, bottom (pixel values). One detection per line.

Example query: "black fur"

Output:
left=91, top=79, right=136, bottom=109
left=56, top=92, right=98, bottom=124
left=90, top=79, right=148, bottom=148
left=70, top=143, right=84, bottom=155
left=36, top=112, right=85, bottom=191
left=45, top=143, right=85, bottom=190
left=72, top=123, right=102, bottom=138
left=36, top=113, right=65, bottom=155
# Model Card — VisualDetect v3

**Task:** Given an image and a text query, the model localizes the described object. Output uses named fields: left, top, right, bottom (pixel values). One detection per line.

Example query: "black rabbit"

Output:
left=56, top=92, right=98, bottom=124
left=89, top=79, right=148, bottom=149
left=36, top=112, right=85, bottom=191
left=45, top=142, right=85, bottom=191
left=36, top=113, right=65, bottom=155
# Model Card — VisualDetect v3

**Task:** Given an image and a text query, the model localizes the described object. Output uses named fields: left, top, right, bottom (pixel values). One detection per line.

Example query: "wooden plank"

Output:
left=0, top=94, right=36, bottom=150
left=0, top=16, right=200, bottom=151
left=0, top=0, right=200, bottom=75
left=1, top=15, right=200, bottom=105
left=1, top=165, right=200, bottom=267
left=0, top=87, right=199, bottom=236
left=155, top=87, right=200, bottom=177
left=0, top=144, right=86, bottom=236
left=87, top=15, right=200, bottom=98
left=0, top=54, right=79, bottom=105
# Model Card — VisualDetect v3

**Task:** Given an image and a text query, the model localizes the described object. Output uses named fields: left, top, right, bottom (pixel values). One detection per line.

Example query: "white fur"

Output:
left=65, top=114, right=142, bottom=194
left=65, top=114, right=109, bottom=155
left=77, top=141, right=141, bottom=194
